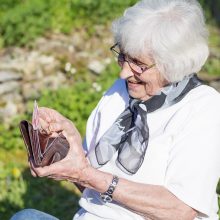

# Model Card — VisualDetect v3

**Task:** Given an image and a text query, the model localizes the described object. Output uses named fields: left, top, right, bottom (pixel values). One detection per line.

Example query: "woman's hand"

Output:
left=30, top=107, right=90, bottom=185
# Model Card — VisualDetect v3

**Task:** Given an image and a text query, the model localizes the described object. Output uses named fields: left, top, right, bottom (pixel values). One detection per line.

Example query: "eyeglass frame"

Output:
left=110, top=43, right=156, bottom=74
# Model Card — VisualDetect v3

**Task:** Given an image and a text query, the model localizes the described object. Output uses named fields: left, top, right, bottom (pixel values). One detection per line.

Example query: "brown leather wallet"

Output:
left=19, top=120, right=69, bottom=167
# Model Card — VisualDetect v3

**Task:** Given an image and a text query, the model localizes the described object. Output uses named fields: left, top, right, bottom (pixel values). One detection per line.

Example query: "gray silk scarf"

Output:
left=88, top=74, right=202, bottom=174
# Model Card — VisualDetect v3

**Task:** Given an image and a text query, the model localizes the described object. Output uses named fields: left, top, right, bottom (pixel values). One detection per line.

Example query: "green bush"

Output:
left=69, top=0, right=137, bottom=26
left=0, top=0, right=218, bottom=47
left=0, top=0, right=52, bottom=46
left=199, top=0, right=220, bottom=25
left=0, top=0, right=138, bottom=47
left=49, top=0, right=75, bottom=34
left=203, top=58, right=220, bottom=76
left=0, top=117, right=25, bottom=151
left=0, top=165, right=80, bottom=220
left=0, top=0, right=149, bottom=47
left=0, top=0, right=22, bottom=12
left=38, top=82, right=101, bottom=136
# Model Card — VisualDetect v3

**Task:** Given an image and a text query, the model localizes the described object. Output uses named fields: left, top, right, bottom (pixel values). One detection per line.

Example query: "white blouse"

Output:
left=74, top=79, right=220, bottom=220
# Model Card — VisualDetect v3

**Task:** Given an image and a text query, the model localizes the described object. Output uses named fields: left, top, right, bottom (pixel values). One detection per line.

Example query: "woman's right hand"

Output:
left=30, top=107, right=90, bottom=185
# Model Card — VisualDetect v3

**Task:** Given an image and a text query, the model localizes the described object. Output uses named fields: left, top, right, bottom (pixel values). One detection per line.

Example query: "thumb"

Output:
left=48, top=122, right=64, bottom=133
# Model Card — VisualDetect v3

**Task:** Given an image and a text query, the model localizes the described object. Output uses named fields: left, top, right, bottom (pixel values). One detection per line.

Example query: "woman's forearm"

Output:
left=80, top=166, right=197, bottom=220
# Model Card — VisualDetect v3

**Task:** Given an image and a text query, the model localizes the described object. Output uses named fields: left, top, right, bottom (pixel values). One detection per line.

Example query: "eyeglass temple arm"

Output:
left=110, top=43, right=119, bottom=51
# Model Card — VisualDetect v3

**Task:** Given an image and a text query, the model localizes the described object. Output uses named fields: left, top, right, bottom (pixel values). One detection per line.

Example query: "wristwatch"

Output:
left=100, top=175, right=119, bottom=203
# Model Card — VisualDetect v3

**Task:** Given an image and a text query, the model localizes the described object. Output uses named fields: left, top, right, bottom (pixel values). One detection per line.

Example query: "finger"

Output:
left=48, top=121, right=70, bottom=133
left=39, top=118, right=50, bottom=132
left=30, top=169, right=37, bottom=177
left=50, top=120, right=77, bottom=136
left=32, top=166, right=52, bottom=177
left=39, top=107, right=66, bottom=123
left=29, top=160, right=38, bottom=177
left=38, top=107, right=52, bottom=123
left=29, top=161, right=37, bottom=177
left=32, top=162, right=62, bottom=177
left=48, top=175, right=67, bottom=181
left=50, top=132, right=60, bottom=138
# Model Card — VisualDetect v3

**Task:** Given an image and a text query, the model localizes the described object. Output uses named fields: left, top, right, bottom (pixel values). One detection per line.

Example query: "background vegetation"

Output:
left=0, top=0, right=219, bottom=219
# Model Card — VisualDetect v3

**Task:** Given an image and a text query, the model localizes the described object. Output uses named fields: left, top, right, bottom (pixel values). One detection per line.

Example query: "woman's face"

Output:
left=119, top=55, right=167, bottom=101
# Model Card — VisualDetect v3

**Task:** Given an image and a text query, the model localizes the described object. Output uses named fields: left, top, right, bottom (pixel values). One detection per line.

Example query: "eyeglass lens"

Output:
left=117, top=53, right=144, bottom=74
left=111, top=44, right=154, bottom=74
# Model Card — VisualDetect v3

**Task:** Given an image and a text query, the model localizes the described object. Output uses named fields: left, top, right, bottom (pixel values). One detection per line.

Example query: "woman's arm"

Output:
left=79, top=165, right=197, bottom=220
left=33, top=107, right=197, bottom=220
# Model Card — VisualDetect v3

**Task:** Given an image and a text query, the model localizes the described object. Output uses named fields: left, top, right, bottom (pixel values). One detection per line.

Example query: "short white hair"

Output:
left=112, top=0, right=209, bottom=82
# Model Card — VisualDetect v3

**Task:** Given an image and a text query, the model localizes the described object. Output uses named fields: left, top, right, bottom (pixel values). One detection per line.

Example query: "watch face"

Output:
left=100, top=193, right=112, bottom=203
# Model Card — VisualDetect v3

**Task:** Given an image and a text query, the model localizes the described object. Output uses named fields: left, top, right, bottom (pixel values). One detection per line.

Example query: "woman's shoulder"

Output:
left=187, top=84, right=220, bottom=108
left=98, top=78, right=129, bottom=107
left=183, top=84, right=220, bottom=122
left=103, top=78, right=127, bottom=96
left=91, top=78, right=129, bottom=116
left=163, top=85, right=220, bottom=139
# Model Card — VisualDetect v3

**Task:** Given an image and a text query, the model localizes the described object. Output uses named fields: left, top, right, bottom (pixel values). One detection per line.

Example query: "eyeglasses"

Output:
left=110, top=43, right=155, bottom=74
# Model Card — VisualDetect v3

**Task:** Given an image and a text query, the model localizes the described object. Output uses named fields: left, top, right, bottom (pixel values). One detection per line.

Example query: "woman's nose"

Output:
left=119, top=62, right=134, bottom=79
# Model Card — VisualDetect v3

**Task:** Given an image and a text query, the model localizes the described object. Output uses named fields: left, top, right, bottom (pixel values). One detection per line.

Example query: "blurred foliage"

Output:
left=0, top=0, right=23, bottom=11
left=208, top=25, right=220, bottom=48
left=0, top=166, right=80, bottom=220
left=203, top=58, right=220, bottom=76
left=201, top=24, right=220, bottom=77
left=0, top=116, right=26, bottom=151
left=0, top=0, right=51, bottom=47
left=39, top=81, right=101, bottom=135
left=199, top=0, right=220, bottom=25
left=0, top=0, right=137, bottom=47
left=0, top=0, right=219, bottom=47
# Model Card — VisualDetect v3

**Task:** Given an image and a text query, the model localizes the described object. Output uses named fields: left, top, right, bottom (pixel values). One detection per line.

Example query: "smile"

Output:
left=127, top=80, right=144, bottom=85
left=127, top=80, right=144, bottom=90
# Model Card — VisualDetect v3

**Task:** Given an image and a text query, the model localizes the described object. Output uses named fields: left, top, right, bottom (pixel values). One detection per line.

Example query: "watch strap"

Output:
left=100, top=175, right=119, bottom=203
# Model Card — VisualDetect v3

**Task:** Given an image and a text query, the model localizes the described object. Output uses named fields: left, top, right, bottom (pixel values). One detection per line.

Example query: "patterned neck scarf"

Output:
left=88, top=74, right=202, bottom=174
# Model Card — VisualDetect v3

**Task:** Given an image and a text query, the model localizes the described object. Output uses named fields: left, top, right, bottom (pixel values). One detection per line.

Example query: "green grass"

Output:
left=0, top=165, right=80, bottom=220
left=0, top=0, right=138, bottom=47
left=200, top=25, right=220, bottom=77
left=0, top=0, right=218, bottom=48
left=209, top=25, right=220, bottom=48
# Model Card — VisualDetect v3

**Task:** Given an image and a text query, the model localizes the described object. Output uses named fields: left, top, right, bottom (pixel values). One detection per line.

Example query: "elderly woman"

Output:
left=11, top=0, right=220, bottom=220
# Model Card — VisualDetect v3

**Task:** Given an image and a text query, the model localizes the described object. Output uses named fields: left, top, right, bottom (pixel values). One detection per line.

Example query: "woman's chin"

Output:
left=128, top=89, right=150, bottom=101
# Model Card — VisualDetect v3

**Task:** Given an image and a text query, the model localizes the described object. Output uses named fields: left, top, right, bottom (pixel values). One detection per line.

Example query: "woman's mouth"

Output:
left=127, top=80, right=144, bottom=89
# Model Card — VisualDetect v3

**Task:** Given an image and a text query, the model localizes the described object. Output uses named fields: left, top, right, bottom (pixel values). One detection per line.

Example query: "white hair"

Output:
left=112, top=0, right=209, bottom=82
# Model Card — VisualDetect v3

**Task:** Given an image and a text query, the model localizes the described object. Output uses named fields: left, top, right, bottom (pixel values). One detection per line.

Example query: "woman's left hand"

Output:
left=30, top=107, right=90, bottom=184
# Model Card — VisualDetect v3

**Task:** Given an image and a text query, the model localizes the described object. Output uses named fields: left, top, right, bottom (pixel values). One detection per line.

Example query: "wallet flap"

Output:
left=38, top=131, right=50, bottom=153
left=26, top=124, right=41, bottom=166
left=41, top=135, right=69, bottom=166
left=19, top=120, right=33, bottom=158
